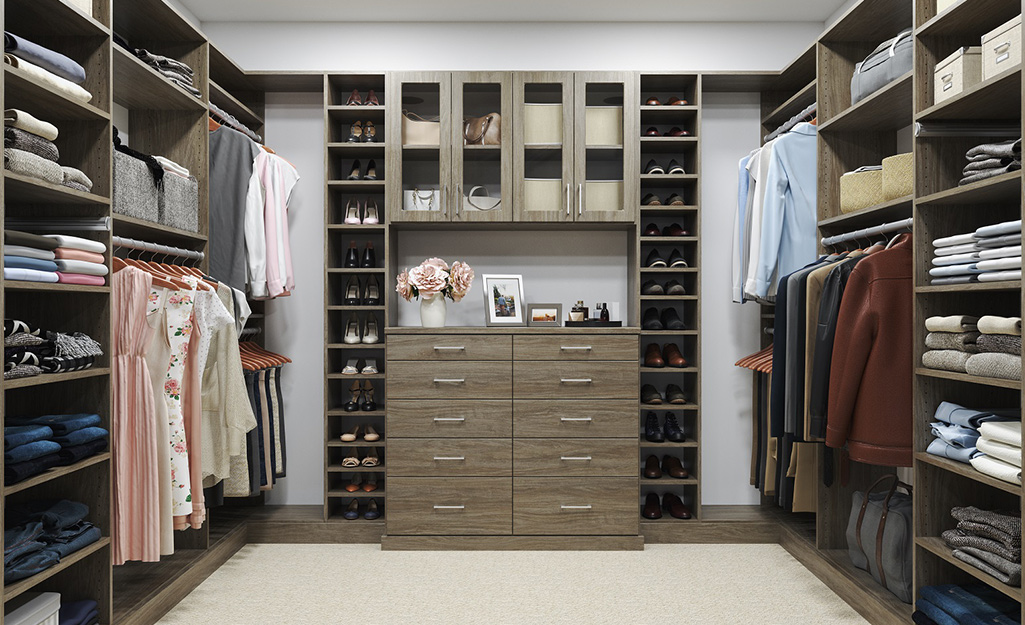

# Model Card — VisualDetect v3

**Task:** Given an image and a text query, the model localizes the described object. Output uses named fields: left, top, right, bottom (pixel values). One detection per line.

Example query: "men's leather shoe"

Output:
left=666, top=384, right=687, bottom=405
left=668, top=249, right=688, bottom=267
left=645, top=411, right=664, bottom=441
left=665, top=193, right=686, bottom=206
left=664, top=126, right=690, bottom=136
left=661, top=308, right=686, bottom=330
left=663, top=343, right=687, bottom=368
left=664, top=412, right=686, bottom=442
left=645, top=343, right=665, bottom=367
left=666, top=280, right=686, bottom=295
left=642, top=386, right=663, bottom=405
left=662, top=223, right=688, bottom=237
left=642, top=193, right=662, bottom=206
left=642, top=307, right=664, bottom=330
left=643, top=493, right=663, bottom=519
left=663, top=455, right=689, bottom=479
left=644, top=127, right=661, bottom=137
left=663, top=492, right=692, bottom=519
left=644, top=159, right=665, bottom=175
left=645, top=249, right=667, bottom=267
left=667, top=159, right=685, bottom=175
left=667, top=96, right=689, bottom=106
left=643, top=223, right=661, bottom=237
left=645, top=97, right=661, bottom=106
left=641, top=280, right=664, bottom=295
left=644, top=454, right=663, bottom=478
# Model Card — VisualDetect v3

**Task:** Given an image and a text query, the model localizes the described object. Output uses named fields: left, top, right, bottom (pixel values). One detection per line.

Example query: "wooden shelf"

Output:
left=5, top=281, right=109, bottom=294
left=640, top=366, right=699, bottom=373
left=916, top=536, right=1021, bottom=601
left=327, top=142, right=386, bottom=153
left=327, top=466, right=386, bottom=473
left=4, top=453, right=110, bottom=496
left=326, top=490, right=383, bottom=499
left=327, top=441, right=385, bottom=448
left=641, top=267, right=698, bottom=273
left=327, top=306, right=386, bottom=311
left=639, top=441, right=700, bottom=448
left=917, top=67, right=1021, bottom=122
left=821, top=0, right=912, bottom=42
left=327, top=105, right=387, bottom=119
left=916, top=171, right=1021, bottom=206
left=818, top=72, right=913, bottom=133
left=5, top=0, right=109, bottom=36
left=4, top=537, right=110, bottom=602
left=327, top=373, right=386, bottom=380
left=327, top=224, right=386, bottom=232
left=4, top=171, right=110, bottom=206
left=641, top=477, right=699, bottom=485
left=209, top=80, right=264, bottom=130
left=327, top=268, right=385, bottom=274
left=3, top=64, right=110, bottom=121
left=916, top=0, right=1021, bottom=37
left=326, top=344, right=386, bottom=351
left=640, top=403, right=699, bottom=411
left=328, top=181, right=386, bottom=190
left=916, top=281, right=1021, bottom=293
left=640, top=137, right=698, bottom=143
left=639, top=174, right=697, bottom=183
left=113, top=46, right=205, bottom=112
left=818, top=196, right=913, bottom=231
left=113, top=0, right=205, bottom=43
left=640, top=205, right=699, bottom=212
left=3, top=367, right=111, bottom=390
left=112, top=214, right=208, bottom=246
left=639, top=296, right=698, bottom=301
left=326, top=408, right=385, bottom=416
left=640, top=330, right=699, bottom=336
left=639, top=105, right=699, bottom=113
left=208, top=42, right=255, bottom=94
left=915, top=452, right=1020, bottom=496
left=762, top=80, right=817, bottom=129
left=916, top=367, right=1021, bottom=390
left=641, top=236, right=697, bottom=243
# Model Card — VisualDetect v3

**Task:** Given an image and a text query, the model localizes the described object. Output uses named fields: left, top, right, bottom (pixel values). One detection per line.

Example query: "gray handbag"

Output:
left=851, top=29, right=913, bottom=104
left=846, top=474, right=913, bottom=604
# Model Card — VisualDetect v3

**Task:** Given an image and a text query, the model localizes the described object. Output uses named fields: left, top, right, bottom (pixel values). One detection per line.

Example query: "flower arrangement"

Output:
left=396, top=257, right=475, bottom=302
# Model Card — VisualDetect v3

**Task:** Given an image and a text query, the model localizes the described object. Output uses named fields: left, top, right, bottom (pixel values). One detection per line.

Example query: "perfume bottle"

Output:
left=600, top=303, right=610, bottom=322
left=570, top=301, right=587, bottom=322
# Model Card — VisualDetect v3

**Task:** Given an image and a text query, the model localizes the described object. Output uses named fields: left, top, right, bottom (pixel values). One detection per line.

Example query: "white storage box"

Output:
left=934, top=46, right=982, bottom=104
left=982, top=15, right=1022, bottom=81
left=523, top=178, right=564, bottom=213
left=584, top=180, right=624, bottom=213
left=936, top=0, right=957, bottom=14
left=584, top=107, right=623, bottom=146
left=66, top=0, right=92, bottom=16
left=5, top=592, right=60, bottom=625
left=523, top=104, right=563, bottom=145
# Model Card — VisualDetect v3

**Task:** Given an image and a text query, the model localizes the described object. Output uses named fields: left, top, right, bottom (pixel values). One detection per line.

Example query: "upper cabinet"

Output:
left=390, top=71, right=637, bottom=224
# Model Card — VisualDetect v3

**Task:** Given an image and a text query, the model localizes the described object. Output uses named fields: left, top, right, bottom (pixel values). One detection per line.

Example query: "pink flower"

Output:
left=174, top=442, right=188, bottom=454
left=449, top=261, right=475, bottom=302
left=408, top=263, right=448, bottom=299
left=164, top=379, right=180, bottom=395
left=395, top=269, right=413, bottom=302
left=424, top=257, right=450, bottom=272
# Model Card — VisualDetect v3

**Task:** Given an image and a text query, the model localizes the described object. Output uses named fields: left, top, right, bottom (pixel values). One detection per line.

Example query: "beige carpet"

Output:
left=157, top=544, right=868, bottom=625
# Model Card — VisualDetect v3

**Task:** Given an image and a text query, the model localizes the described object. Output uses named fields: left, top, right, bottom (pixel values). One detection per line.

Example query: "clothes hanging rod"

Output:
left=820, top=218, right=913, bottom=248
left=764, top=102, right=816, bottom=143
left=915, top=122, right=1021, bottom=138
left=112, top=236, right=205, bottom=261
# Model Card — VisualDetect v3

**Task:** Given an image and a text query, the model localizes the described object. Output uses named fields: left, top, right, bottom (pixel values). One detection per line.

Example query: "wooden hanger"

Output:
left=113, top=256, right=178, bottom=290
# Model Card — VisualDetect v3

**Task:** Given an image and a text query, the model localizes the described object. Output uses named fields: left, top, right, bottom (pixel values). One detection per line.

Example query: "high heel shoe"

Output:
left=342, top=447, right=360, bottom=467
left=361, top=358, right=378, bottom=374
left=364, top=498, right=380, bottom=520
left=342, top=358, right=360, bottom=375
left=343, top=499, right=360, bottom=520
left=364, top=276, right=380, bottom=305
left=344, top=381, right=362, bottom=412
left=343, top=313, right=361, bottom=345
left=344, top=276, right=361, bottom=305
left=345, top=474, right=361, bottom=492
left=362, top=474, right=378, bottom=493
left=346, top=89, right=362, bottom=106
left=361, top=381, right=377, bottom=411
left=365, top=90, right=379, bottom=106
left=348, top=159, right=362, bottom=180
left=361, top=242, right=376, bottom=269
left=344, top=241, right=359, bottom=268
left=362, top=317, right=379, bottom=344
left=364, top=424, right=380, bottom=442
left=362, top=447, right=380, bottom=466
left=364, top=199, right=380, bottom=225
left=363, top=122, right=377, bottom=144
left=347, top=121, right=362, bottom=143
left=341, top=424, right=360, bottom=442
left=364, top=159, right=378, bottom=180
left=344, top=199, right=361, bottom=225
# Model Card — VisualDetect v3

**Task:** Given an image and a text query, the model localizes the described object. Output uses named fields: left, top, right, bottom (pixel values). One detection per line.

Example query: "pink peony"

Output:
left=424, top=257, right=450, bottom=272
left=408, top=263, right=448, bottom=299
left=449, top=261, right=475, bottom=302
left=396, top=269, right=413, bottom=301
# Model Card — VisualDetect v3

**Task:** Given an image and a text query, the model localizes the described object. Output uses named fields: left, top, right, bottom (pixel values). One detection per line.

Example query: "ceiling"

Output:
left=179, top=0, right=849, bottom=23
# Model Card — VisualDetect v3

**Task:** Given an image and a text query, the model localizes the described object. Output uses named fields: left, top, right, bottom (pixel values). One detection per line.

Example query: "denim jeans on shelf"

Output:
left=935, top=401, right=1020, bottom=429
left=4, top=548, right=59, bottom=583
left=919, top=584, right=1021, bottom=625
left=915, top=600, right=958, bottom=625
left=3, top=520, right=43, bottom=565
left=4, top=453, right=59, bottom=485
left=3, top=425, right=53, bottom=450
left=7, top=499, right=89, bottom=530
left=4, top=439, right=61, bottom=464
left=52, top=426, right=107, bottom=448
left=926, top=438, right=980, bottom=464
left=45, top=523, right=99, bottom=558
left=56, top=438, right=107, bottom=466
left=930, top=422, right=982, bottom=448
left=6, top=413, right=101, bottom=435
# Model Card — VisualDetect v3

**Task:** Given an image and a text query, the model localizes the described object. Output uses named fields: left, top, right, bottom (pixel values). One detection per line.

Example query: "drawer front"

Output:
left=388, top=477, right=512, bottom=535
left=388, top=439, right=512, bottom=477
left=513, top=478, right=638, bottom=535
left=388, top=334, right=512, bottom=361
left=513, top=400, right=635, bottom=438
left=389, top=400, right=512, bottom=438
left=388, top=361, right=512, bottom=399
left=512, top=362, right=637, bottom=399
left=513, top=439, right=636, bottom=477
left=513, top=335, right=637, bottom=361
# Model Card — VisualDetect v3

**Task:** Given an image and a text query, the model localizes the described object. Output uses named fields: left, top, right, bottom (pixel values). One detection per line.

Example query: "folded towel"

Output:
left=3, top=55, right=91, bottom=103
left=943, top=528, right=1021, bottom=562
left=935, top=242, right=983, bottom=256
left=966, top=352, right=1022, bottom=380
left=977, top=334, right=1021, bottom=356
left=4, top=147, right=62, bottom=185
left=926, top=437, right=979, bottom=463
left=5, top=245, right=54, bottom=261
left=51, top=426, right=107, bottom=447
left=979, top=245, right=1022, bottom=260
left=42, top=235, right=105, bottom=254
left=979, top=421, right=1022, bottom=448
left=978, top=316, right=1022, bottom=336
left=3, top=268, right=58, bottom=283
left=967, top=138, right=1023, bottom=160
left=4, top=256, right=58, bottom=272
left=978, top=438, right=1022, bottom=468
left=4, top=229, right=57, bottom=250
left=4, top=439, right=60, bottom=464
left=979, top=270, right=1022, bottom=282
left=55, top=272, right=105, bottom=286
left=3, top=109, right=57, bottom=141
left=923, top=349, right=971, bottom=373
left=978, top=233, right=1023, bottom=249
left=933, top=252, right=981, bottom=266
left=952, top=549, right=1022, bottom=586
left=3, top=32, right=86, bottom=84
left=53, top=259, right=107, bottom=276
left=926, top=331, right=981, bottom=353
left=976, top=220, right=1023, bottom=239
left=926, top=315, right=979, bottom=333
left=934, top=232, right=976, bottom=248
left=3, top=127, right=57, bottom=163
left=61, top=166, right=93, bottom=192
left=4, top=425, right=53, bottom=450
left=971, top=454, right=1022, bottom=485
left=977, top=256, right=1022, bottom=272
left=930, top=263, right=983, bottom=277
left=52, top=248, right=103, bottom=264
left=931, top=275, right=979, bottom=285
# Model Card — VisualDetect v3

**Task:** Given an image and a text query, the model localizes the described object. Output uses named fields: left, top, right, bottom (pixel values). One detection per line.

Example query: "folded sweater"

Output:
left=971, top=454, right=1022, bottom=485
left=978, top=437, right=1022, bottom=468
left=977, top=256, right=1022, bottom=272
left=966, top=352, right=1022, bottom=381
left=3, top=32, right=86, bottom=84
left=61, top=166, right=92, bottom=192
left=53, top=248, right=103, bottom=264
left=933, top=252, right=981, bottom=266
left=3, top=268, right=57, bottom=283
left=976, top=220, right=1023, bottom=239
left=967, top=138, right=1023, bottom=160
left=978, top=316, right=1021, bottom=336
left=3, top=109, right=57, bottom=141
left=923, top=349, right=971, bottom=373
left=926, top=315, right=979, bottom=333
left=4, top=147, right=62, bottom=185
left=934, top=232, right=975, bottom=248
left=952, top=548, right=1022, bottom=586
left=56, top=272, right=105, bottom=286
left=42, top=235, right=105, bottom=254
left=977, top=334, right=1021, bottom=356
left=3, top=127, right=58, bottom=163
left=4, top=256, right=58, bottom=272
left=53, top=259, right=106, bottom=276
left=3, top=55, right=91, bottom=103
left=925, top=331, right=981, bottom=353
left=4, top=229, right=57, bottom=251
left=979, top=421, right=1022, bottom=448
left=980, top=245, right=1022, bottom=260
left=979, top=270, right=1022, bottom=282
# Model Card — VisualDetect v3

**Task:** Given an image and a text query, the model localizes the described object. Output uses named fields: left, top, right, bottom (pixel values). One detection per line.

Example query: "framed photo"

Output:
left=527, top=303, right=562, bottom=327
left=482, top=274, right=526, bottom=327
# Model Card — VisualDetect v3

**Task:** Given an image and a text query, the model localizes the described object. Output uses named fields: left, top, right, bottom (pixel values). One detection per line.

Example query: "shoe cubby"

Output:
left=327, top=445, right=385, bottom=470
left=326, top=496, right=385, bottom=522
left=327, top=272, right=386, bottom=305
left=327, top=351, right=384, bottom=375
left=639, top=74, right=699, bottom=110
left=325, top=309, right=383, bottom=344
left=639, top=408, right=699, bottom=442
left=326, top=377, right=384, bottom=412
left=640, top=447, right=698, bottom=481
left=328, top=74, right=386, bottom=106
left=327, top=413, right=386, bottom=441
left=637, top=485, right=698, bottom=522
left=328, top=191, right=386, bottom=225
left=326, top=234, right=384, bottom=269
left=327, top=471, right=384, bottom=496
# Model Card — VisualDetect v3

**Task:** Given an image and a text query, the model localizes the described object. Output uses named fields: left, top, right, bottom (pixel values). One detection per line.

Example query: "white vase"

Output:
left=419, top=293, right=447, bottom=328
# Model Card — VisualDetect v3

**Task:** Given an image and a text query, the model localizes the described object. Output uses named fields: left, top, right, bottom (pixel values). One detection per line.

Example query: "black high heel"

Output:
left=344, top=381, right=362, bottom=412
left=348, top=160, right=362, bottom=180
left=364, top=276, right=380, bottom=305
left=361, top=381, right=377, bottom=411
left=344, top=277, right=361, bottom=305
left=347, top=121, right=362, bottom=142
left=365, top=159, right=378, bottom=180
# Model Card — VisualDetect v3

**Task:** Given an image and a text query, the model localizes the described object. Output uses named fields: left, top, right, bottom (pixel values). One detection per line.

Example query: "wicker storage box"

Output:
left=882, top=153, right=913, bottom=200
left=584, top=180, right=624, bottom=213
left=982, top=15, right=1022, bottom=81
left=523, top=178, right=563, bottom=213
left=5, top=593, right=60, bottom=625
left=840, top=166, right=885, bottom=214
left=934, top=47, right=982, bottom=104
left=524, top=104, right=563, bottom=145
left=113, top=150, right=160, bottom=222
left=585, top=107, right=623, bottom=146
left=159, top=174, right=199, bottom=232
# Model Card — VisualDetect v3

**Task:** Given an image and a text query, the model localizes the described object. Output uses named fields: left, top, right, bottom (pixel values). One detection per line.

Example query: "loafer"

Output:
left=642, top=307, right=664, bottom=330
left=664, top=412, right=686, bottom=442
left=364, top=499, right=381, bottom=520
left=663, top=343, right=688, bottom=368
left=643, top=493, right=663, bottom=519
left=667, top=96, right=689, bottom=106
left=666, top=193, right=686, bottom=206
left=642, top=193, right=662, bottom=206
left=668, top=249, right=688, bottom=267
left=666, top=384, right=687, bottom=405
left=645, top=249, right=667, bottom=267
left=645, top=411, right=665, bottom=441
left=641, top=385, right=663, bottom=405
left=644, top=159, right=665, bottom=175
left=644, top=127, right=661, bottom=137
left=661, top=308, right=686, bottom=330
left=667, top=159, right=685, bottom=175
left=645, top=97, right=661, bottom=106
left=666, top=280, right=686, bottom=295
left=663, top=223, right=689, bottom=237
left=644, top=343, right=665, bottom=367
left=663, top=455, right=689, bottom=479
left=641, top=280, right=664, bottom=295
left=644, top=454, right=663, bottom=479
left=643, top=223, right=661, bottom=237
left=663, top=492, right=692, bottom=519
left=664, top=126, right=690, bottom=137
left=343, top=499, right=360, bottom=520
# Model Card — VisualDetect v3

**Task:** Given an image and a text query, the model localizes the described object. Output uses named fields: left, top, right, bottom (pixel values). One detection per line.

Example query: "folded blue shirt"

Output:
left=3, top=32, right=87, bottom=84
left=52, top=426, right=107, bottom=448
left=934, top=401, right=1019, bottom=429
left=3, top=256, right=58, bottom=272
left=926, top=437, right=980, bottom=464
left=930, top=422, right=981, bottom=449
left=4, top=439, right=60, bottom=464
left=7, top=413, right=101, bottom=435
left=4, top=425, right=53, bottom=450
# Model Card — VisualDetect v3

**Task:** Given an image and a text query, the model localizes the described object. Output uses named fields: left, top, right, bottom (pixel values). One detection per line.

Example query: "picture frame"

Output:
left=482, top=274, right=526, bottom=327
left=527, top=303, right=562, bottom=327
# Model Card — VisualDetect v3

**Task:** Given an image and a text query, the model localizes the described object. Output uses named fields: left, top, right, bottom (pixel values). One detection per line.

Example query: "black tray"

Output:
left=564, top=320, right=622, bottom=327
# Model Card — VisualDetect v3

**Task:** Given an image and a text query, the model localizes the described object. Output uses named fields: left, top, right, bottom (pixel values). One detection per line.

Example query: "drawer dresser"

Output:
left=383, top=328, right=641, bottom=550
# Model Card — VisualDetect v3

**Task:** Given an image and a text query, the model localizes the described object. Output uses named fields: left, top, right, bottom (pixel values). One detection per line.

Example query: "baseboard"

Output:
left=381, top=534, right=645, bottom=551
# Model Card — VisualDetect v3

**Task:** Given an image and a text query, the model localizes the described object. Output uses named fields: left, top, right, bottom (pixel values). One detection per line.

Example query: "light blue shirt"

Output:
left=732, top=153, right=754, bottom=303
left=751, top=122, right=818, bottom=299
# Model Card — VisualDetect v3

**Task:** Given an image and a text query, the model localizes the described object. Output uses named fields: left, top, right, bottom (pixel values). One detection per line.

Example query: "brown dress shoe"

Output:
left=642, top=493, right=663, bottom=519
left=644, top=343, right=665, bottom=368
left=663, top=343, right=687, bottom=368
left=663, top=492, right=692, bottom=519
left=662, top=223, right=689, bottom=237
left=664, top=126, right=690, bottom=137
left=662, top=455, right=689, bottom=479
left=644, top=455, right=663, bottom=479
left=645, top=127, right=661, bottom=136
left=667, top=96, right=689, bottom=106
left=643, top=223, right=661, bottom=237
left=645, top=96, right=661, bottom=106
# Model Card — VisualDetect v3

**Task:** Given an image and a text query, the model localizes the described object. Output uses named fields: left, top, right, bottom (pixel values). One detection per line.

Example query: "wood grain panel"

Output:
left=388, top=439, right=512, bottom=477
left=387, top=477, right=512, bottom=535
left=512, top=361, right=637, bottom=399
left=513, top=399, right=635, bottom=438
left=388, top=361, right=512, bottom=399
left=512, top=334, right=637, bottom=361
left=388, top=400, right=512, bottom=438
left=513, top=478, right=638, bottom=535
left=382, top=534, right=643, bottom=550
left=513, top=439, right=636, bottom=477
left=387, top=334, right=511, bottom=360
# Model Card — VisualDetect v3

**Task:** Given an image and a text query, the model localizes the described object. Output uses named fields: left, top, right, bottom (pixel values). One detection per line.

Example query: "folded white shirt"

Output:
left=929, top=263, right=984, bottom=277
left=976, top=256, right=1022, bottom=272
left=4, top=245, right=54, bottom=261
left=979, top=270, right=1022, bottom=282
left=980, top=421, right=1022, bottom=447
left=53, top=259, right=108, bottom=276
left=933, top=252, right=981, bottom=266
left=979, top=245, right=1022, bottom=260
left=42, top=235, right=106, bottom=254
left=3, top=267, right=58, bottom=282
left=978, top=233, right=1023, bottom=249
left=976, top=219, right=1023, bottom=239
left=970, top=454, right=1021, bottom=485
left=935, top=242, right=983, bottom=256
left=934, top=232, right=975, bottom=248
left=977, top=437, right=1022, bottom=468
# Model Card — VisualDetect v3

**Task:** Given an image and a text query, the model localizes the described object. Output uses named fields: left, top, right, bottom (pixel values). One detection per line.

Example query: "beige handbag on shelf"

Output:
left=402, top=188, right=441, bottom=212
left=463, top=186, right=501, bottom=212
left=463, top=113, right=501, bottom=145
left=402, top=110, right=441, bottom=146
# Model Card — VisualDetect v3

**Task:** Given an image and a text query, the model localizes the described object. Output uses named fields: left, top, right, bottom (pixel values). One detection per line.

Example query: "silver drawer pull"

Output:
left=561, top=505, right=592, bottom=510
left=995, top=42, right=1012, bottom=52
left=940, top=73, right=953, bottom=82
left=561, top=456, right=592, bottom=461
left=560, top=346, right=593, bottom=351
left=434, top=378, right=466, bottom=383
left=433, top=417, right=466, bottom=422
left=560, top=378, right=592, bottom=384
left=433, top=346, right=466, bottom=351
left=433, top=456, right=466, bottom=461
left=561, top=417, right=593, bottom=422
left=433, top=505, right=465, bottom=510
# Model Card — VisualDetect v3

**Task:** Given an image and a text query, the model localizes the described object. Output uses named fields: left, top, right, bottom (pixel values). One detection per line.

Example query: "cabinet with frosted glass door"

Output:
left=452, top=72, right=513, bottom=222
left=513, top=72, right=575, bottom=223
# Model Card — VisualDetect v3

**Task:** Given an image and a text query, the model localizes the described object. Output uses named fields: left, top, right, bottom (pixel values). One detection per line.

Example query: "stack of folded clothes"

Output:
left=4, top=499, right=101, bottom=583
left=942, top=507, right=1022, bottom=587
left=3, top=108, right=94, bottom=194
left=922, top=315, right=980, bottom=373
left=2, top=230, right=107, bottom=286
left=47, top=234, right=108, bottom=286
left=973, top=421, right=1022, bottom=486
left=922, top=315, right=1023, bottom=381
left=60, top=599, right=100, bottom=625
left=115, top=33, right=201, bottom=100
left=3, top=32, right=92, bottom=103
left=960, top=138, right=1022, bottom=186
left=924, top=401, right=1018, bottom=464
left=5, top=414, right=107, bottom=485
left=3, top=319, right=103, bottom=381
left=930, top=220, right=1022, bottom=285
left=916, top=583, right=1021, bottom=624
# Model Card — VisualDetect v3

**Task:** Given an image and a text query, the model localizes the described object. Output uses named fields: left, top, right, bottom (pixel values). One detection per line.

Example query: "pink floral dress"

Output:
left=162, top=281, right=197, bottom=516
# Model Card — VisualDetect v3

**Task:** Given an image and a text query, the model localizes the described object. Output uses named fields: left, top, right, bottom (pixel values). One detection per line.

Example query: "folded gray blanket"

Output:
left=166, top=75, right=201, bottom=98
left=61, top=166, right=92, bottom=191
left=4, top=147, right=62, bottom=185
left=953, top=548, right=1022, bottom=586
left=926, top=331, right=981, bottom=353
left=967, top=138, right=1022, bottom=160
left=922, top=349, right=971, bottom=373
left=965, top=156, right=1017, bottom=174
left=978, top=334, right=1022, bottom=356
left=960, top=160, right=1022, bottom=186
left=3, top=127, right=57, bottom=163
left=966, top=352, right=1022, bottom=381
left=943, top=528, right=1021, bottom=562
left=134, top=48, right=193, bottom=76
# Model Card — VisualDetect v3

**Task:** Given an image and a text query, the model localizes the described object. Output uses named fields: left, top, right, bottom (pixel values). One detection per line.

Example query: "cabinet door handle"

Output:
left=560, top=456, right=592, bottom=461
left=578, top=183, right=583, bottom=216
left=433, top=505, right=465, bottom=510
left=443, top=184, right=449, bottom=216
left=560, top=417, right=593, bottom=422
left=433, top=417, right=466, bottom=422
left=560, top=346, right=593, bottom=351
left=433, top=456, right=466, bottom=461
left=560, top=378, right=592, bottom=384
left=456, top=184, right=462, bottom=215
left=433, top=346, right=466, bottom=351
left=434, top=378, right=466, bottom=383
left=561, top=505, right=593, bottom=510
left=565, top=183, right=571, bottom=216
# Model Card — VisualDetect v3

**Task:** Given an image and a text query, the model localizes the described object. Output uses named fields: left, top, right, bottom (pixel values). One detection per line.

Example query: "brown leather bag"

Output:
left=464, top=113, right=501, bottom=145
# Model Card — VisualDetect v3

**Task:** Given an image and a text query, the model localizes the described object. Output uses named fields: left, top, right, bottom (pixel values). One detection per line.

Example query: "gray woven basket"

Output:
left=112, top=151, right=159, bottom=222
left=159, top=174, right=199, bottom=232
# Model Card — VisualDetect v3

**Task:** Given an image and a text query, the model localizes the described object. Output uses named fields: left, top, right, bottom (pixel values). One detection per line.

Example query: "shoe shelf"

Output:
left=327, top=440, right=386, bottom=448
left=640, top=441, right=699, bottom=449
left=642, top=477, right=699, bottom=485
left=327, top=466, right=386, bottom=473
left=326, top=490, right=383, bottom=499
